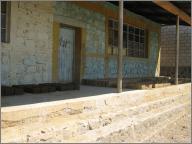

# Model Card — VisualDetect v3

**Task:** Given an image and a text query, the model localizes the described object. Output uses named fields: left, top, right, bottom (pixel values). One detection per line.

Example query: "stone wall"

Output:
left=160, top=26, right=191, bottom=78
left=1, top=2, right=53, bottom=85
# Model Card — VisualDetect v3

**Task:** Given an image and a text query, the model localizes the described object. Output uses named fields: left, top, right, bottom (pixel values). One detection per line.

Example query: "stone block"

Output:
left=13, top=87, right=25, bottom=95
left=23, top=74, right=35, bottom=84
left=23, top=56, right=36, bottom=66
left=1, top=86, right=14, bottom=96
left=55, top=83, right=75, bottom=91
left=26, top=66, right=36, bottom=73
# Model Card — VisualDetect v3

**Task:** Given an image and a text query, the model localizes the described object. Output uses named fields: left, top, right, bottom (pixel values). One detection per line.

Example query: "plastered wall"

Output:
left=54, top=2, right=106, bottom=79
left=108, top=32, right=159, bottom=78
left=1, top=1, right=161, bottom=86
left=1, top=2, right=53, bottom=85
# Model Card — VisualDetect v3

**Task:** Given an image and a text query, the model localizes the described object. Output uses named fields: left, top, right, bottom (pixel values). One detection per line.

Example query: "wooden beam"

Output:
left=175, top=16, right=179, bottom=85
left=153, top=1, right=191, bottom=25
left=52, top=21, right=60, bottom=82
left=117, top=0, right=123, bottom=93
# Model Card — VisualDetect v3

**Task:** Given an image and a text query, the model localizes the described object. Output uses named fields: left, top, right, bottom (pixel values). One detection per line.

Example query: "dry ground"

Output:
left=144, top=114, right=191, bottom=143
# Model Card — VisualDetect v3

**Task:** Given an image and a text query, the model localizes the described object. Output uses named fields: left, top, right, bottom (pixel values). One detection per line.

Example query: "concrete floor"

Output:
left=1, top=85, right=133, bottom=107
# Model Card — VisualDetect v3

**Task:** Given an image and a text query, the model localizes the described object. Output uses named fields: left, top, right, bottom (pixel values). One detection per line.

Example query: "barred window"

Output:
left=1, top=1, right=11, bottom=43
left=108, top=19, right=118, bottom=54
left=108, top=19, right=148, bottom=58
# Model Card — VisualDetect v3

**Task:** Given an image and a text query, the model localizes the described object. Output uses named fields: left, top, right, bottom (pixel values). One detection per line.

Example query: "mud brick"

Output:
left=14, top=87, right=24, bottom=95
left=1, top=86, right=5, bottom=96
left=73, top=83, right=80, bottom=90
left=23, top=85, right=41, bottom=93
left=12, top=85, right=24, bottom=95
left=1, top=86, right=14, bottom=96
left=42, top=83, right=57, bottom=92
left=48, top=86, right=56, bottom=92
left=108, top=81, right=116, bottom=88
left=40, top=86, right=49, bottom=93
left=81, top=79, right=87, bottom=85
left=98, top=80, right=105, bottom=87
left=88, top=80, right=97, bottom=86
left=56, top=83, right=75, bottom=91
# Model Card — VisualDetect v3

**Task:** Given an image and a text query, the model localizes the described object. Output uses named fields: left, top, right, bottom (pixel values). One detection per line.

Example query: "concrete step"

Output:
left=2, top=94, right=189, bottom=143
left=68, top=102, right=190, bottom=143
left=2, top=83, right=190, bottom=123
left=1, top=91, right=189, bottom=129
left=1, top=83, right=191, bottom=143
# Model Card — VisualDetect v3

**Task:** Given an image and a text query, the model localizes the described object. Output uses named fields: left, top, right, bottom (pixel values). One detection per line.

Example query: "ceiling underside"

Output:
left=108, top=1, right=191, bottom=26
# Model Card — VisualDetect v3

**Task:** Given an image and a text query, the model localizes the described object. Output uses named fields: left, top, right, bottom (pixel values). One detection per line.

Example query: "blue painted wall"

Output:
left=54, top=2, right=160, bottom=80
left=108, top=32, right=159, bottom=78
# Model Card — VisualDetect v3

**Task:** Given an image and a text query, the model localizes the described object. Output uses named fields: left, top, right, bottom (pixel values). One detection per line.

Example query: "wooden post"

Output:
left=117, top=0, right=123, bottom=93
left=175, top=16, right=179, bottom=85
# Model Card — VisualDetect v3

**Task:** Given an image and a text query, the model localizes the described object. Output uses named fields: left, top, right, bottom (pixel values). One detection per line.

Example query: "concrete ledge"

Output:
left=1, top=83, right=191, bottom=122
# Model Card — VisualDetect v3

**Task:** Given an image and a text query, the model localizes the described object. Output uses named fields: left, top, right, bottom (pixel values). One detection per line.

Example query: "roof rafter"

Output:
left=153, top=1, right=191, bottom=25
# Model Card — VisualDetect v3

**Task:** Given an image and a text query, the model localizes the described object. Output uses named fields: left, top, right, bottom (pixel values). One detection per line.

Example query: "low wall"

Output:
left=1, top=83, right=191, bottom=122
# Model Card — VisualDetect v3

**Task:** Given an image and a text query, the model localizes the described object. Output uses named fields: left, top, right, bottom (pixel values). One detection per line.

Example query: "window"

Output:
left=108, top=19, right=148, bottom=58
left=1, top=1, right=11, bottom=43
left=108, top=19, right=118, bottom=54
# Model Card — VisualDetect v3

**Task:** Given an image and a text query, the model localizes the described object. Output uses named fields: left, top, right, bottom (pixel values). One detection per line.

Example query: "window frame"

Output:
left=108, top=18, right=149, bottom=59
left=1, top=1, right=11, bottom=43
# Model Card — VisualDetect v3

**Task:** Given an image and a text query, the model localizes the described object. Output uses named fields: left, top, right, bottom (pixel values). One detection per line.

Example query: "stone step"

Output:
left=2, top=83, right=190, bottom=123
left=2, top=84, right=189, bottom=123
left=67, top=102, right=190, bottom=143
left=2, top=94, right=189, bottom=143
left=1, top=83, right=190, bottom=143
left=2, top=92, right=188, bottom=129
left=103, top=105, right=191, bottom=143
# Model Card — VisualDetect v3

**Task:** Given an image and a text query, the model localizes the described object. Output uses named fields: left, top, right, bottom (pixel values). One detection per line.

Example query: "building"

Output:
left=1, top=1, right=191, bottom=143
left=1, top=1, right=191, bottom=90
left=160, top=25, right=191, bottom=78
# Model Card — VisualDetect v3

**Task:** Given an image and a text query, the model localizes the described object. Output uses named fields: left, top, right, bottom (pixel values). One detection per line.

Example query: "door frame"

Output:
left=52, top=22, right=81, bottom=89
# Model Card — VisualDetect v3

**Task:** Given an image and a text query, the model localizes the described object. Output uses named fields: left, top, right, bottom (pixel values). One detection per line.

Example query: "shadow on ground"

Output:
left=1, top=85, right=133, bottom=107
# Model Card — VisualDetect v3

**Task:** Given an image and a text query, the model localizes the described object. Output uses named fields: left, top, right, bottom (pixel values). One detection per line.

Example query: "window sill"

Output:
left=108, top=54, right=149, bottom=61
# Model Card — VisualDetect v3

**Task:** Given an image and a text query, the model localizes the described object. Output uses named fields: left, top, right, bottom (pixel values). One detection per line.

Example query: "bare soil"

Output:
left=145, top=114, right=191, bottom=143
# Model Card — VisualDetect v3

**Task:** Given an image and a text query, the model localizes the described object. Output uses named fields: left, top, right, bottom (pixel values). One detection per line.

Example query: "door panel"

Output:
left=59, top=27, right=75, bottom=82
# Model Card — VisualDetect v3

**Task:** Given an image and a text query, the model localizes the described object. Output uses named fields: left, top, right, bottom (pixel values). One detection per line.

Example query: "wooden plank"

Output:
left=52, top=21, right=60, bottom=82
left=80, top=28, right=86, bottom=80
left=74, top=28, right=82, bottom=89
left=175, top=16, right=179, bottom=85
left=153, top=1, right=191, bottom=25
left=104, top=16, right=109, bottom=79
left=59, top=27, right=74, bottom=82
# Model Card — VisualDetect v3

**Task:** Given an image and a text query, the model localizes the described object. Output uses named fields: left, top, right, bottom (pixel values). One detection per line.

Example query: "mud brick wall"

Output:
left=160, top=26, right=191, bottom=78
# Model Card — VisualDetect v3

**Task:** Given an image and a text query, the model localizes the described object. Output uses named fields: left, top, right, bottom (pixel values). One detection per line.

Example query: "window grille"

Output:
left=1, top=1, right=11, bottom=43
left=108, top=19, right=148, bottom=58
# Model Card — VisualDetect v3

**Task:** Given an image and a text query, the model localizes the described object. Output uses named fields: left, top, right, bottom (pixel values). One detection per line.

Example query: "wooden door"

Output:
left=59, top=27, right=75, bottom=82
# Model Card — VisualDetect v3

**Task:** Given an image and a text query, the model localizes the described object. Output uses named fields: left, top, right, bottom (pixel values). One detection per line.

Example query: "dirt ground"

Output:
left=145, top=114, right=191, bottom=143
left=24, top=113, right=191, bottom=143
left=96, top=113, right=191, bottom=143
